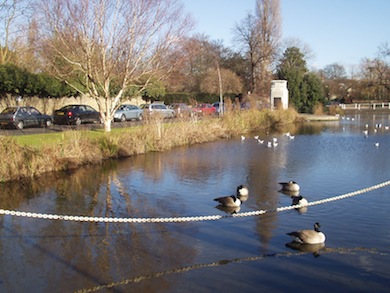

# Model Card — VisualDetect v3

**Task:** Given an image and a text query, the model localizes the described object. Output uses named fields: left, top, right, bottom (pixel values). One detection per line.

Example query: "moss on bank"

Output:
left=0, top=108, right=299, bottom=182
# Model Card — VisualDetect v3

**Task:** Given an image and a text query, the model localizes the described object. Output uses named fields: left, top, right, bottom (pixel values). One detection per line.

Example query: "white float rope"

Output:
left=1, top=180, right=390, bottom=223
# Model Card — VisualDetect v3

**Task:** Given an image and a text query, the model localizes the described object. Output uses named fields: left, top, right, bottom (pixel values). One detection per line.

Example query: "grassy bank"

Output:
left=0, top=108, right=300, bottom=182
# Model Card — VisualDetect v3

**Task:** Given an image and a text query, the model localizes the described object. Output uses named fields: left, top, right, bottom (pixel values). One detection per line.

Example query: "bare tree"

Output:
left=233, top=0, right=281, bottom=97
left=199, top=67, right=243, bottom=95
left=0, top=0, right=27, bottom=64
left=280, top=37, right=315, bottom=66
left=35, top=0, right=193, bottom=131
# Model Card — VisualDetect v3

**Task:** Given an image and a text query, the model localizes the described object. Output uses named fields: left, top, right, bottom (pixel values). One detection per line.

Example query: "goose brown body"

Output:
left=213, top=195, right=241, bottom=207
left=287, top=222, right=326, bottom=244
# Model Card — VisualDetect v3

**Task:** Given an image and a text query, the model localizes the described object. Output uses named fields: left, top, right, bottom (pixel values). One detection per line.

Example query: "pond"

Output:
left=0, top=112, right=390, bottom=292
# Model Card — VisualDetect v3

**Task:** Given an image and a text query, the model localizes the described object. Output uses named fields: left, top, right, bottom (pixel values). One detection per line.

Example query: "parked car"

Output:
left=0, top=106, right=52, bottom=130
left=113, top=104, right=143, bottom=122
left=53, top=104, right=101, bottom=125
left=140, top=102, right=175, bottom=118
left=192, top=103, right=217, bottom=115
left=170, top=103, right=194, bottom=118
left=212, top=102, right=226, bottom=115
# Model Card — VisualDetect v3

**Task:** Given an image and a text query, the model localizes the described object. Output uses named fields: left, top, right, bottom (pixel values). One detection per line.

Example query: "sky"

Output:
left=181, top=0, right=390, bottom=71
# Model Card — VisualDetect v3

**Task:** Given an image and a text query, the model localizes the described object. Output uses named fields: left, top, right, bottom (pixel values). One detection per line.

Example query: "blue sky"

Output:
left=182, top=0, right=390, bottom=71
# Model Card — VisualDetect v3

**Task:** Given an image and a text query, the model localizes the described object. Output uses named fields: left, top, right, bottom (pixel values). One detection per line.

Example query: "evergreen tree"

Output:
left=276, top=47, right=323, bottom=113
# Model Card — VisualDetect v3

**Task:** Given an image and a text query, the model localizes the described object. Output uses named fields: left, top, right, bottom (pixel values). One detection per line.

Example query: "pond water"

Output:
left=1, top=112, right=390, bottom=293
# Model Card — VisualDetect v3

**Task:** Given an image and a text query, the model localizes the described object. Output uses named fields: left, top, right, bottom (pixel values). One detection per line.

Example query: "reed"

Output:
left=0, top=108, right=299, bottom=182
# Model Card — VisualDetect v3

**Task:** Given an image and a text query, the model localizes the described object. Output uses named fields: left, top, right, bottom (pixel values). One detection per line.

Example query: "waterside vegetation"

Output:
left=0, top=108, right=299, bottom=182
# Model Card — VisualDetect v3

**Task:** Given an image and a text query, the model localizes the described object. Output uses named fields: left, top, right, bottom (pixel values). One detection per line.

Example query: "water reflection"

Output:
left=0, top=113, right=390, bottom=292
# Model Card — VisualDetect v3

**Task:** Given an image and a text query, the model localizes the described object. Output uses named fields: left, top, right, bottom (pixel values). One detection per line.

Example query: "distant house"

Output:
left=270, top=80, right=288, bottom=110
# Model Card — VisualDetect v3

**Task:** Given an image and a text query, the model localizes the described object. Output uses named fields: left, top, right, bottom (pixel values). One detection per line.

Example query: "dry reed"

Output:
left=0, top=108, right=299, bottom=182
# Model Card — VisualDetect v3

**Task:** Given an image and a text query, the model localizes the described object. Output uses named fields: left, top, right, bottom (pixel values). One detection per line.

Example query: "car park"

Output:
left=0, top=106, right=52, bottom=130
left=141, top=102, right=175, bottom=118
left=170, top=103, right=194, bottom=118
left=53, top=104, right=101, bottom=125
left=192, top=103, right=217, bottom=115
left=113, top=104, right=143, bottom=122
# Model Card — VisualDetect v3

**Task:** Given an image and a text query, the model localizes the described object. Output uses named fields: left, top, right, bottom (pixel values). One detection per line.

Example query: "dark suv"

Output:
left=0, top=106, right=52, bottom=130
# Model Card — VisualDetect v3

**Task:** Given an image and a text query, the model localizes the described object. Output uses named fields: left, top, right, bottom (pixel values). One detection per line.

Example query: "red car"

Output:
left=192, top=103, right=216, bottom=115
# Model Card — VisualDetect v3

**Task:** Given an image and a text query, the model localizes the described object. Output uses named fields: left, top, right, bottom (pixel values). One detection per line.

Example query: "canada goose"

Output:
left=214, top=185, right=249, bottom=207
left=287, top=222, right=326, bottom=244
left=279, top=181, right=300, bottom=192
left=292, top=195, right=308, bottom=206
left=236, top=185, right=249, bottom=202
left=292, top=195, right=308, bottom=213
left=214, top=195, right=241, bottom=207
left=216, top=205, right=241, bottom=215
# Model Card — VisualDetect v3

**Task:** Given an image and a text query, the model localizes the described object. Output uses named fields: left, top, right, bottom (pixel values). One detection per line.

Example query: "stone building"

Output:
left=270, top=80, right=288, bottom=110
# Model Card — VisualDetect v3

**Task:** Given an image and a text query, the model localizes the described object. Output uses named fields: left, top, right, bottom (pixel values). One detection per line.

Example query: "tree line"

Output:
left=0, top=0, right=389, bottom=132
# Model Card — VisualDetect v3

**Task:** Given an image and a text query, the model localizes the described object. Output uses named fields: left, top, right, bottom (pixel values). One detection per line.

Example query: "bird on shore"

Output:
left=279, top=181, right=300, bottom=192
left=287, top=222, right=326, bottom=244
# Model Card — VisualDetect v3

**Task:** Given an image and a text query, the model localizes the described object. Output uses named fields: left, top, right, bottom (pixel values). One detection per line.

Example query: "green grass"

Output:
left=14, top=127, right=139, bottom=147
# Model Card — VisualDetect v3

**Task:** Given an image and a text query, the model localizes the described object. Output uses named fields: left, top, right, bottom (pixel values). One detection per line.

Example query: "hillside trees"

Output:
left=36, top=0, right=193, bottom=132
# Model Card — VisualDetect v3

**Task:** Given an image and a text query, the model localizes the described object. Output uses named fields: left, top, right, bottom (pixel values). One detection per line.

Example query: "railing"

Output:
left=340, top=102, right=390, bottom=110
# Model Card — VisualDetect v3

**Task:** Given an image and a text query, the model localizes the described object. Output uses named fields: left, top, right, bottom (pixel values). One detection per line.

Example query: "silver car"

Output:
left=113, top=104, right=143, bottom=122
left=141, top=102, right=175, bottom=118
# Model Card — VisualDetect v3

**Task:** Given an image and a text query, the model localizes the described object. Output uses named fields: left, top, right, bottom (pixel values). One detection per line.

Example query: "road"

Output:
left=0, top=120, right=142, bottom=136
